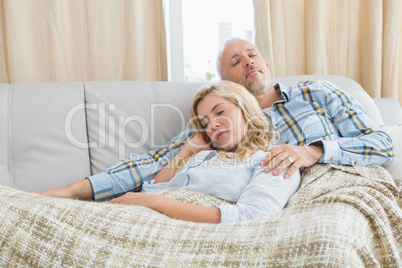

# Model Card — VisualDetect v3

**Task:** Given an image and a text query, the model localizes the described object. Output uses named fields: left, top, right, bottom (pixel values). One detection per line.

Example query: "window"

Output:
left=164, top=0, right=255, bottom=82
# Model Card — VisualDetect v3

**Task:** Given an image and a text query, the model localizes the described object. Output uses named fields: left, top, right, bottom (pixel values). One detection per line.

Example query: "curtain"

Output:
left=0, top=0, right=167, bottom=83
left=253, top=0, right=401, bottom=104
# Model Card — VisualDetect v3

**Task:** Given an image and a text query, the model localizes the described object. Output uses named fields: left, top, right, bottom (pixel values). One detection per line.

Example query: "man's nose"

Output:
left=243, top=56, right=255, bottom=68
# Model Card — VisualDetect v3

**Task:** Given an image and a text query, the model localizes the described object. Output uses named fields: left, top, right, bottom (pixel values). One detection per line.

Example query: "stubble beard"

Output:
left=245, top=76, right=271, bottom=96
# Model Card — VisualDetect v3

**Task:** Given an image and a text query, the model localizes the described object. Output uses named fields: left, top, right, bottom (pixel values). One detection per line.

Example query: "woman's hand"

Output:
left=108, top=192, right=158, bottom=208
left=186, top=133, right=214, bottom=153
left=261, top=144, right=324, bottom=178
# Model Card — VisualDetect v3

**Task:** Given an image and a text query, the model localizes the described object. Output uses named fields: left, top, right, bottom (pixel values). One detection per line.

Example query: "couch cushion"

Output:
left=8, top=82, right=90, bottom=191
left=373, top=98, right=402, bottom=126
left=381, top=125, right=402, bottom=179
left=84, top=81, right=204, bottom=174
left=0, top=84, right=11, bottom=187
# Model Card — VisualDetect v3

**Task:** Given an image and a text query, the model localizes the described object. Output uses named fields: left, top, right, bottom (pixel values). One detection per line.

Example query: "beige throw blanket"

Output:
left=0, top=164, right=401, bottom=267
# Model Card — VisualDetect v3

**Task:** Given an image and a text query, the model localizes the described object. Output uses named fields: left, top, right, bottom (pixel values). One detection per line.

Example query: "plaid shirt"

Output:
left=88, top=80, right=394, bottom=200
left=266, top=80, right=393, bottom=166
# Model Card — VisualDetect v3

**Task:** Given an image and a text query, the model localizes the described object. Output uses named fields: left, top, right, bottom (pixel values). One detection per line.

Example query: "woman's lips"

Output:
left=217, top=131, right=228, bottom=140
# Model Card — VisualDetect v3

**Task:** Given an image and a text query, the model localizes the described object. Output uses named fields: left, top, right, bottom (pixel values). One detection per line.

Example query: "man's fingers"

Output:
left=264, top=154, right=290, bottom=174
left=271, top=157, right=292, bottom=176
left=284, top=164, right=299, bottom=179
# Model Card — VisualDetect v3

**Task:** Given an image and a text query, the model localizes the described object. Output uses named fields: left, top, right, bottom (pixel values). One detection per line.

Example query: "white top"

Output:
left=142, top=150, right=300, bottom=223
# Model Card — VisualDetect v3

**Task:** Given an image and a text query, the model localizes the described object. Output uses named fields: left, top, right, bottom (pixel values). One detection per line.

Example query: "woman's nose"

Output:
left=210, top=119, right=220, bottom=130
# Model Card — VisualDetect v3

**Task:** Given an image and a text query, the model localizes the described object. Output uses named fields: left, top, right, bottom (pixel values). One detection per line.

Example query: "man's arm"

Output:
left=261, top=80, right=394, bottom=178
left=313, top=81, right=394, bottom=166
left=36, top=178, right=94, bottom=199
left=37, top=128, right=194, bottom=200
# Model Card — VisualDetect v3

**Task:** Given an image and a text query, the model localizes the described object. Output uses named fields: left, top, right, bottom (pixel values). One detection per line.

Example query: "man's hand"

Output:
left=261, top=144, right=324, bottom=178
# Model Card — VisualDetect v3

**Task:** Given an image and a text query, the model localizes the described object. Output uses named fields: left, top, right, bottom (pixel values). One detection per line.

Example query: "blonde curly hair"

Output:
left=172, top=80, right=278, bottom=175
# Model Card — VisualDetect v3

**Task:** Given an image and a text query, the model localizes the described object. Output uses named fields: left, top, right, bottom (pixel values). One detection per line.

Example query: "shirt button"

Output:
left=330, top=157, right=334, bottom=161
left=274, top=123, right=278, bottom=127
left=285, top=141, right=289, bottom=144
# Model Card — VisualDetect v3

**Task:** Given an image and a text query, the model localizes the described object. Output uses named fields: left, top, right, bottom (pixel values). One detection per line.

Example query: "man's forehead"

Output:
left=223, top=42, right=258, bottom=58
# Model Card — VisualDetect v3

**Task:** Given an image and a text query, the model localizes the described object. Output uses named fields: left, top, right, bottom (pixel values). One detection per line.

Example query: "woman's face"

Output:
left=197, top=94, right=247, bottom=151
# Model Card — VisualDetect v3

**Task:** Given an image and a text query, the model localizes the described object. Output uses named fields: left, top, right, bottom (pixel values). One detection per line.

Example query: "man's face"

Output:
left=220, top=40, right=272, bottom=94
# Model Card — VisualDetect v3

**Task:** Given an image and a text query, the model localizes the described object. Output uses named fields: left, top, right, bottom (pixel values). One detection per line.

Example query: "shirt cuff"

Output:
left=87, top=172, right=116, bottom=200
left=320, top=140, right=343, bottom=165
left=219, top=204, right=239, bottom=223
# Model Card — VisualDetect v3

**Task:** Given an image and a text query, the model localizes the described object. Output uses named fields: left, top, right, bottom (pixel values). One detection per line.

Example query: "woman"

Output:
left=108, top=81, right=300, bottom=223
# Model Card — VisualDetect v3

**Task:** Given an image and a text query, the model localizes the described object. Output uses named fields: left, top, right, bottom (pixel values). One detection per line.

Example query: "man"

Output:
left=215, top=38, right=393, bottom=179
left=37, top=38, right=394, bottom=201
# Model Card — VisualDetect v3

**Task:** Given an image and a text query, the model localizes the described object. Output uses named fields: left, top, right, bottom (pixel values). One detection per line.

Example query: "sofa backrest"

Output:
left=0, top=75, right=400, bottom=192
left=0, top=82, right=90, bottom=191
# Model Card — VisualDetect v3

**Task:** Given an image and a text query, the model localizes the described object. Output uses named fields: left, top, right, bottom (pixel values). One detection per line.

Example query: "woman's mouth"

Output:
left=217, top=131, right=228, bottom=140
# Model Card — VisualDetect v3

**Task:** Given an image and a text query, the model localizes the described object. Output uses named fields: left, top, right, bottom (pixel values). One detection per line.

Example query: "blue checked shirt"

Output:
left=88, top=79, right=394, bottom=200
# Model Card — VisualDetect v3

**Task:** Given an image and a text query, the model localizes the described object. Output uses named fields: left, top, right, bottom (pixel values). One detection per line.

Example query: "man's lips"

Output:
left=246, top=68, right=260, bottom=79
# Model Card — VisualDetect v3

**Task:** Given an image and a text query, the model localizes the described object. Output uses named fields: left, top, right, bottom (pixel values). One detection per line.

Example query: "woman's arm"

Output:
left=108, top=192, right=221, bottom=223
left=153, top=133, right=212, bottom=183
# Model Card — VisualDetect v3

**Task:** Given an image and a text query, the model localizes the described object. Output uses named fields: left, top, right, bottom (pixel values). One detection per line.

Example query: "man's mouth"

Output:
left=246, top=67, right=260, bottom=79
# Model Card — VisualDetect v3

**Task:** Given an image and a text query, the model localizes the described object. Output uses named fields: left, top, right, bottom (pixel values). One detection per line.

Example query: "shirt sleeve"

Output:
left=219, top=158, right=301, bottom=223
left=87, top=128, right=194, bottom=200
left=309, top=80, right=394, bottom=166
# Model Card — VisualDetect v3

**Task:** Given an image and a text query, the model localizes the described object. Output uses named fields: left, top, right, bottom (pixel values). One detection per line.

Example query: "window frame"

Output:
left=164, top=0, right=184, bottom=81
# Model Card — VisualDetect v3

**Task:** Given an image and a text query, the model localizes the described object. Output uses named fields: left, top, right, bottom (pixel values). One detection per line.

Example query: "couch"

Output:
left=0, top=75, right=401, bottom=267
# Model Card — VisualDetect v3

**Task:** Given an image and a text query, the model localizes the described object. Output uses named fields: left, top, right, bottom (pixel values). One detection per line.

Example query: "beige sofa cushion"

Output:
left=84, top=81, right=203, bottom=174
left=0, top=84, right=10, bottom=187
left=5, top=82, right=91, bottom=191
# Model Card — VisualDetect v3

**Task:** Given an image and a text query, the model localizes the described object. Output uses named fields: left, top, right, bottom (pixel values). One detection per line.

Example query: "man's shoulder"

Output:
left=286, top=79, right=346, bottom=99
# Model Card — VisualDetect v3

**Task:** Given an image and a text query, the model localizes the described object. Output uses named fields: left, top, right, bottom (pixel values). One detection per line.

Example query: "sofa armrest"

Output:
left=373, top=98, right=402, bottom=126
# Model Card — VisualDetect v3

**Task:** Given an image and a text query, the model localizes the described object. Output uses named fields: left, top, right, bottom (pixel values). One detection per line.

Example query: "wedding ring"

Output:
left=287, top=157, right=294, bottom=164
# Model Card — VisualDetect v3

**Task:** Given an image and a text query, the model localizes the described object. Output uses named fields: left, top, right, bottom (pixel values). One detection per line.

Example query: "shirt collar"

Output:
left=273, top=83, right=290, bottom=103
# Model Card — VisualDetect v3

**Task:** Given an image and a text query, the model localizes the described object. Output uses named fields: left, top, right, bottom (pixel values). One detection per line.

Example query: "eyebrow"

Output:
left=200, top=103, right=223, bottom=124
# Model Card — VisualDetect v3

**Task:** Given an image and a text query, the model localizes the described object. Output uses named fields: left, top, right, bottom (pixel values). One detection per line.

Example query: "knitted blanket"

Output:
left=0, top=164, right=401, bottom=267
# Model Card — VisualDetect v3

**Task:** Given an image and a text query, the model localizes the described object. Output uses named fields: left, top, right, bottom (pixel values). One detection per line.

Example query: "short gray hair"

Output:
left=216, top=37, right=244, bottom=80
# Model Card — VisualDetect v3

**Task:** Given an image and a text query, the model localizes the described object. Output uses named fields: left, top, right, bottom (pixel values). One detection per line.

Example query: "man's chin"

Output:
left=246, top=79, right=270, bottom=94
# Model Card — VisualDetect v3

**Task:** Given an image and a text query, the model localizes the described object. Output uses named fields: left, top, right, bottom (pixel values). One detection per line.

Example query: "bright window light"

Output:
left=169, top=0, right=255, bottom=82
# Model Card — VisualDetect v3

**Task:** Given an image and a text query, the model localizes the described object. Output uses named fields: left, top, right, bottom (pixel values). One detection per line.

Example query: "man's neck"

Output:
left=255, top=84, right=283, bottom=109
